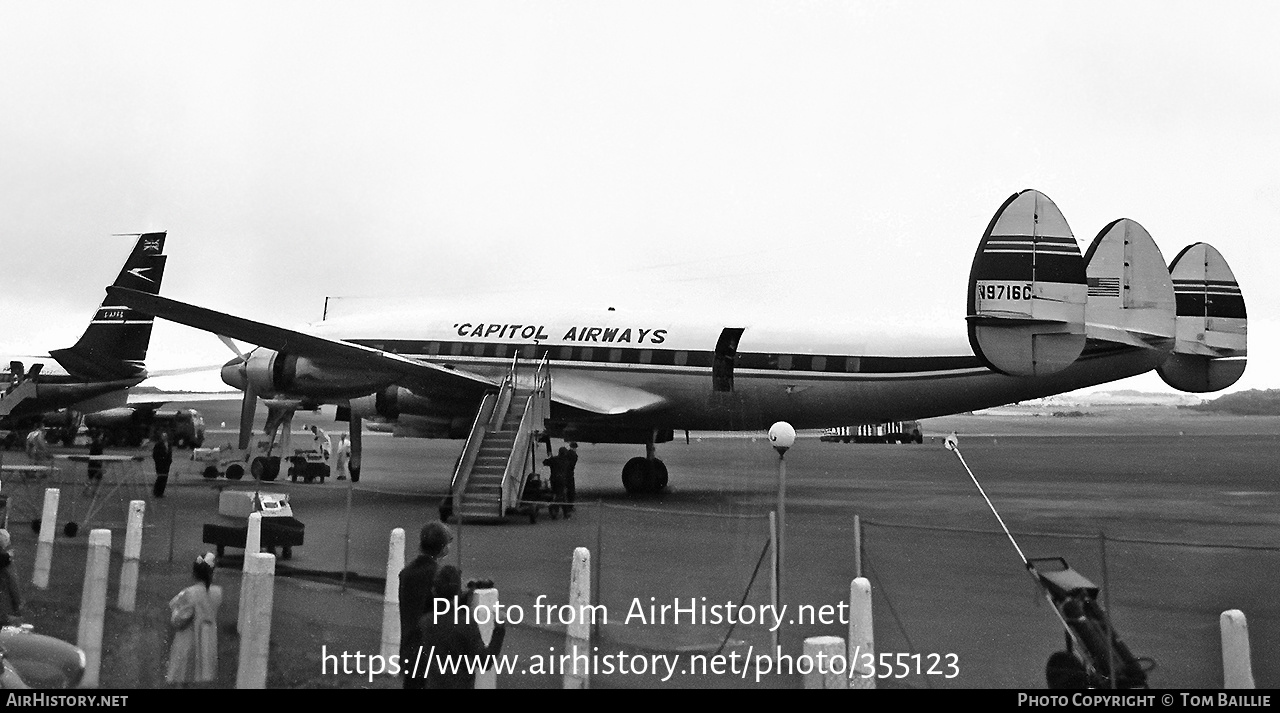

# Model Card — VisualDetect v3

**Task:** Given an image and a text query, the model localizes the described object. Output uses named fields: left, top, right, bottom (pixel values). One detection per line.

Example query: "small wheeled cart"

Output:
left=1031, top=557, right=1152, bottom=689
left=203, top=490, right=304, bottom=561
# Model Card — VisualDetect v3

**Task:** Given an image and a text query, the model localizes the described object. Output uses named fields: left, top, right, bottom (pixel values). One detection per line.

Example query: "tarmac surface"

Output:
left=2, top=408, right=1276, bottom=688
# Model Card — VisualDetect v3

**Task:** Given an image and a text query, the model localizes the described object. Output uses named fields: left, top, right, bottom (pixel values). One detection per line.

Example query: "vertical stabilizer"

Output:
left=967, top=190, right=1087, bottom=377
left=1082, top=218, right=1176, bottom=352
left=1156, top=243, right=1247, bottom=392
left=50, top=233, right=168, bottom=380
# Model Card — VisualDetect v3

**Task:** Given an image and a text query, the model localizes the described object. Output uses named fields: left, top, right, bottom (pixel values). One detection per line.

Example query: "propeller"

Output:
left=216, top=334, right=258, bottom=451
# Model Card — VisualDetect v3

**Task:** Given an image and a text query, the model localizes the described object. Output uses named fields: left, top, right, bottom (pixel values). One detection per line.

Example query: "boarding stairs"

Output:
left=0, top=373, right=40, bottom=417
left=450, top=356, right=551, bottom=522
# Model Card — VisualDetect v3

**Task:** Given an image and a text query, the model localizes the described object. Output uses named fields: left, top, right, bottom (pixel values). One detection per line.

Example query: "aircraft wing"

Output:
left=550, top=372, right=668, bottom=416
left=108, top=288, right=663, bottom=417
left=107, top=287, right=497, bottom=398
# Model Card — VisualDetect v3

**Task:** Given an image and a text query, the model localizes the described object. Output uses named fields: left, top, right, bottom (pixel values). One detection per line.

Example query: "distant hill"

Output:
left=1183, top=389, right=1280, bottom=416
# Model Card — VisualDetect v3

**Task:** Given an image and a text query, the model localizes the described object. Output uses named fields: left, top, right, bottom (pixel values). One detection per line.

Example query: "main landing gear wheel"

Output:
left=621, top=457, right=668, bottom=495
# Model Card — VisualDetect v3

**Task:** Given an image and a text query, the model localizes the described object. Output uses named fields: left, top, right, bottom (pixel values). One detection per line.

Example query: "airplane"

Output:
left=0, top=233, right=168, bottom=447
left=107, top=189, right=1247, bottom=497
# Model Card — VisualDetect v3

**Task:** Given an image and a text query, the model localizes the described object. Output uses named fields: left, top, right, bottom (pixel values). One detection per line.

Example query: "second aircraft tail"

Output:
left=50, top=232, right=168, bottom=380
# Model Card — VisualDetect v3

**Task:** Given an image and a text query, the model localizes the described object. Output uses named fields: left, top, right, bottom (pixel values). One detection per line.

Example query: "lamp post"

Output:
left=769, top=421, right=795, bottom=609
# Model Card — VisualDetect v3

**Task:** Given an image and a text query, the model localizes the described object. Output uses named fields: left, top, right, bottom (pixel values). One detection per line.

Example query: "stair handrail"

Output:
left=500, top=391, right=540, bottom=513
left=488, top=355, right=520, bottom=431
left=451, top=391, right=498, bottom=514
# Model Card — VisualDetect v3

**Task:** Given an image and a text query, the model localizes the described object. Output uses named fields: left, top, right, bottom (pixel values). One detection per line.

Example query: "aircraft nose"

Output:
left=221, top=356, right=246, bottom=390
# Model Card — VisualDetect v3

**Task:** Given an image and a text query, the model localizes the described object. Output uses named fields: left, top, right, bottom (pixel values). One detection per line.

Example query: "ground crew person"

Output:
left=563, top=442, right=579, bottom=517
left=543, top=447, right=572, bottom=519
left=311, top=425, right=332, bottom=461
left=152, top=431, right=174, bottom=498
left=335, top=434, right=351, bottom=480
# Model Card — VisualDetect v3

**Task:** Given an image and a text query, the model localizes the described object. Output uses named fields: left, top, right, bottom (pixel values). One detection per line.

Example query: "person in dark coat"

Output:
left=399, top=521, right=452, bottom=689
left=542, top=448, right=571, bottom=518
left=85, top=432, right=104, bottom=491
left=419, top=565, right=506, bottom=689
left=152, top=431, right=174, bottom=498
left=563, top=442, right=579, bottom=516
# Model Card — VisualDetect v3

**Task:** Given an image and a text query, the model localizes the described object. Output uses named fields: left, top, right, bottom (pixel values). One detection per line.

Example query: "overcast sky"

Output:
left=1, top=1, right=1274, bottom=394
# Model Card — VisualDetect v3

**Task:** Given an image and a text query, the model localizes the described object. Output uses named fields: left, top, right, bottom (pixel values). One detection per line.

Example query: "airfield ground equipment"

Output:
left=1031, top=557, right=1151, bottom=688
left=192, top=435, right=329, bottom=483
left=821, top=420, right=923, bottom=444
left=203, top=490, right=304, bottom=560
left=943, top=433, right=1151, bottom=688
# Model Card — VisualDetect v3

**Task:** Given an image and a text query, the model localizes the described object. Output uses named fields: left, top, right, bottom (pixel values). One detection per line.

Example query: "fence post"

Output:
left=77, top=529, right=112, bottom=688
left=33, top=488, right=59, bottom=589
left=1221, top=609, right=1255, bottom=689
left=116, top=500, right=145, bottom=611
left=381, top=528, right=405, bottom=663
left=236, top=552, right=277, bottom=689
left=849, top=576, right=875, bottom=689
left=564, top=546, right=590, bottom=689
left=474, top=588, right=500, bottom=689
left=770, top=510, right=779, bottom=653
left=803, top=635, right=848, bottom=689
left=853, top=514, right=863, bottom=579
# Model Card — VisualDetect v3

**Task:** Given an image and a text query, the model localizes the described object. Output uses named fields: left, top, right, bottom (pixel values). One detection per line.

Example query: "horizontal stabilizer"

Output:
left=1157, top=243, right=1247, bottom=392
left=967, top=190, right=1087, bottom=377
left=1082, top=219, right=1176, bottom=351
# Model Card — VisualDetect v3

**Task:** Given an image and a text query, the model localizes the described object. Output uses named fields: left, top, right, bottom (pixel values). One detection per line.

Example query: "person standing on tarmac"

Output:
left=543, top=447, right=571, bottom=518
left=399, top=522, right=453, bottom=689
left=335, top=434, right=351, bottom=481
left=310, top=425, right=332, bottom=461
left=85, top=431, right=104, bottom=493
left=152, top=431, right=174, bottom=498
left=563, top=442, right=579, bottom=517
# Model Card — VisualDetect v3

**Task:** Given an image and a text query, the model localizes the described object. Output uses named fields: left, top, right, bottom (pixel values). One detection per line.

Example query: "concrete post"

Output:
left=474, top=588, right=500, bottom=689
left=848, top=577, right=875, bottom=689
left=235, top=552, right=276, bottom=689
left=238, top=512, right=263, bottom=634
left=1221, top=609, right=1255, bottom=689
left=380, top=528, right=405, bottom=663
left=803, top=635, right=848, bottom=689
left=116, top=500, right=145, bottom=611
left=564, top=546, right=590, bottom=689
left=32, top=488, right=59, bottom=589
left=76, top=529, right=112, bottom=688
left=245, top=511, right=262, bottom=556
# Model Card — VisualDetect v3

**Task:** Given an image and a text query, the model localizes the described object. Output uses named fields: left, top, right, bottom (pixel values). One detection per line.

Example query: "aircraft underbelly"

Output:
left=539, top=345, right=1160, bottom=432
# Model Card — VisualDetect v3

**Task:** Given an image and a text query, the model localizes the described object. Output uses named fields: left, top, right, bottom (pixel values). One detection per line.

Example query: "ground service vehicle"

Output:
left=203, top=490, right=304, bottom=560
left=83, top=407, right=205, bottom=448
left=821, top=420, right=923, bottom=444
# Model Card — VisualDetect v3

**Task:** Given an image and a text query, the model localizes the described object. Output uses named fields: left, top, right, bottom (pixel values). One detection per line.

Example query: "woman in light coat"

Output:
left=167, top=553, right=222, bottom=685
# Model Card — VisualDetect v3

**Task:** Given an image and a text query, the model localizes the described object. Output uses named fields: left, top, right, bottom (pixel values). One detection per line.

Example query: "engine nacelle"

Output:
left=240, top=348, right=394, bottom=399
left=348, top=386, right=474, bottom=420
left=348, top=386, right=478, bottom=438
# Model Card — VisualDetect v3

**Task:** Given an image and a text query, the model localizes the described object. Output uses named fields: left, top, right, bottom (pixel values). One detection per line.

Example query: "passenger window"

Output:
left=427, top=342, right=440, bottom=356
left=610, top=349, right=622, bottom=362
left=558, top=347, right=572, bottom=360
left=640, top=350, right=652, bottom=364
left=778, top=355, right=792, bottom=370
left=450, top=342, right=464, bottom=356
left=581, top=347, right=594, bottom=361
left=845, top=356, right=860, bottom=372
left=675, top=351, right=688, bottom=366
left=812, top=356, right=826, bottom=371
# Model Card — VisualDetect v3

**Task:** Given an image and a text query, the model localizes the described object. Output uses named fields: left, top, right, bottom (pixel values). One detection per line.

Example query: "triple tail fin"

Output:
left=50, top=233, right=168, bottom=380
